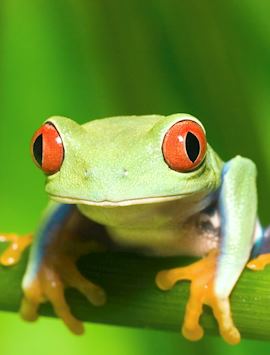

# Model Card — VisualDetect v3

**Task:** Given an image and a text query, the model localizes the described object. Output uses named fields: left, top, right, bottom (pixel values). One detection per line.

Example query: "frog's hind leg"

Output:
left=20, top=203, right=108, bottom=334
left=156, top=249, right=240, bottom=345
left=247, top=226, right=270, bottom=270
left=0, top=233, right=32, bottom=266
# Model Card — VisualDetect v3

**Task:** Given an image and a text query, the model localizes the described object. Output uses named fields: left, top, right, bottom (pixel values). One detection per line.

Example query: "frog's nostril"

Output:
left=83, top=167, right=129, bottom=180
left=84, top=169, right=92, bottom=178
left=122, top=168, right=129, bottom=177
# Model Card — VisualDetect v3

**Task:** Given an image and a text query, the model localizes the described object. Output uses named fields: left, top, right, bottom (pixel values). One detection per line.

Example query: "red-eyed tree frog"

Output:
left=1, top=113, right=269, bottom=344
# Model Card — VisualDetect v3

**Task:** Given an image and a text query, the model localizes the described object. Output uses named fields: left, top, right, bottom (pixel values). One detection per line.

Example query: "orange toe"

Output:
left=247, top=253, right=270, bottom=271
left=0, top=233, right=32, bottom=266
left=156, top=249, right=240, bottom=344
left=21, top=248, right=106, bottom=335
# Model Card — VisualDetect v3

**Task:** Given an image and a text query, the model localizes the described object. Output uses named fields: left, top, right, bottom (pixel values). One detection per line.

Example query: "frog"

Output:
left=1, top=113, right=269, bottom=345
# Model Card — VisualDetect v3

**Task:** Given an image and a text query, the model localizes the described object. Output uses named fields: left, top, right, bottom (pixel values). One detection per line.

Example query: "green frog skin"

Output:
left=1, top=113, right=268, bottom=345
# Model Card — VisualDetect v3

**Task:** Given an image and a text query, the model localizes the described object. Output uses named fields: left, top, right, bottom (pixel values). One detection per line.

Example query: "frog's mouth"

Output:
left=49, top=193, right=189, bottom=207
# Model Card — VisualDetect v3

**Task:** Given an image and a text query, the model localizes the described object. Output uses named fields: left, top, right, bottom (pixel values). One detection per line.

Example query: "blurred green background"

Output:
left=1, top=0, right=270, bottom=354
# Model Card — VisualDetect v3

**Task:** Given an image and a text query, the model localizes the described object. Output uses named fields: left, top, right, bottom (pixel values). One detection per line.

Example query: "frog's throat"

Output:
left=48, top=193, right=192, bottom=207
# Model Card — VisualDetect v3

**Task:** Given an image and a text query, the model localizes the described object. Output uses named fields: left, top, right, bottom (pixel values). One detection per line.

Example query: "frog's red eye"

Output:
left=31, top=123, right=64, bottom=175
left=162, top=120, right=207, bottom=172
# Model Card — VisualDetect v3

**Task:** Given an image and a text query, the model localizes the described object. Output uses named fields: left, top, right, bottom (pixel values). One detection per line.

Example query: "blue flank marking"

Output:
left=221, top=161, right=230, bottom=176
left=251, top=231, right=265, bottom=259
left=30, top=204, right=75, bottom=277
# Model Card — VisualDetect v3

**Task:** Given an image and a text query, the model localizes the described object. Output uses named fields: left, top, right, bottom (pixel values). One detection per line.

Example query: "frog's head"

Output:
left=30, top=114, right=223, bottom=206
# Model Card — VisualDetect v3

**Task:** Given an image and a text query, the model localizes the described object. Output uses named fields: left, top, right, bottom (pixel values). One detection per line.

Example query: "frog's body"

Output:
left=78, top=192, right=218, bottom=256
left=1, top=113, right=267, bottom=345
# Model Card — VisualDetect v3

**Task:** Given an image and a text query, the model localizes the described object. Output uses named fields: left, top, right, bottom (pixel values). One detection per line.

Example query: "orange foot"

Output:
left=247, top=253, right=270, bottom=271
left=20, top=240, right=106, bottom=334
left=155, top=250, right=240, bottom=345
left=0, top=233, right=32, bottom=266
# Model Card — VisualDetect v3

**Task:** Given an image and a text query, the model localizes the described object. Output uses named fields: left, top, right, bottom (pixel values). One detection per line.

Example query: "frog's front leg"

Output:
left=156, top=156, right=257, bottom=344
left=156, top=249, right=240, bottom=343
left=21, top=202, right=107, bottom=334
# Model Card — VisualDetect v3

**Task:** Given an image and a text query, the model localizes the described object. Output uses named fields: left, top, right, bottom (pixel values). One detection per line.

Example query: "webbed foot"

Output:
left=21, top=240, right=106, bottom=334
left=0, top=233, right=32, bottom=266
left=155, top=250, right=240, bottom=345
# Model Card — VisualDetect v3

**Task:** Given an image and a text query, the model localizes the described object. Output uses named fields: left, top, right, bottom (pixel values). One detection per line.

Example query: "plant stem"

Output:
left=0, top=246, right=269, bottom=341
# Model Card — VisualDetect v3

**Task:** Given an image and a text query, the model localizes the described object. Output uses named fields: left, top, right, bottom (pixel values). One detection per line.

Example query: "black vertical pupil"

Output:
left=186, top=132, right=200, bottom=162
left=33, top=134, right=43, bottom=166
